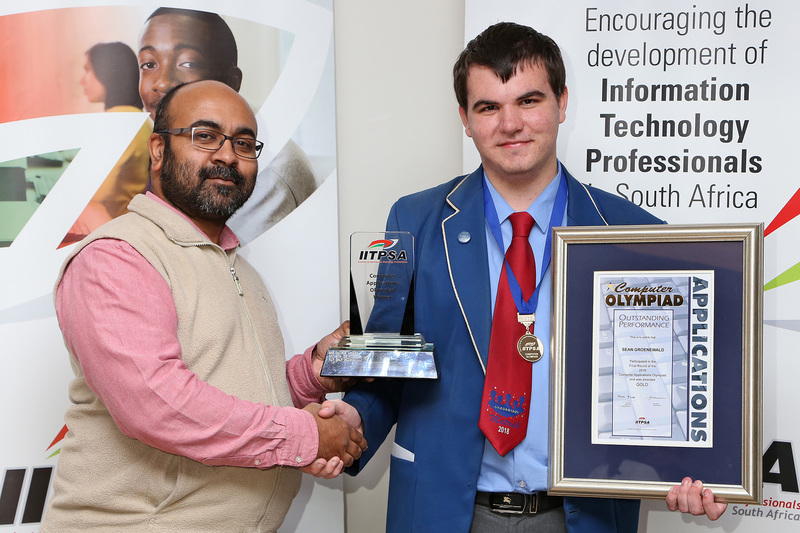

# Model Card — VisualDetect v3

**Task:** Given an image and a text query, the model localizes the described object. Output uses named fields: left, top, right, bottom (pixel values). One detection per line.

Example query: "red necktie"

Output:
left=479, top=212, right=536, bottom=456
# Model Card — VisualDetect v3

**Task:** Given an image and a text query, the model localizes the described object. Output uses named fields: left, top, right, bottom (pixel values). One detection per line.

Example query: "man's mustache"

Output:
left=200, top=165, right=245, bottom=186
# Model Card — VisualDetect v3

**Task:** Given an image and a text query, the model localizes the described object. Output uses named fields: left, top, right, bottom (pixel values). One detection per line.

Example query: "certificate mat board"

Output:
left=592, top=270, right=714, bottom=448
left=549, top=223, right=762, bottom=503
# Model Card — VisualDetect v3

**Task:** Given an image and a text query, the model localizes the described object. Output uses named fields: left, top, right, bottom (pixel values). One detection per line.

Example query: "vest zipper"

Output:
left=230, top=266, right=244, bottom=296
left=174, top=239, right=283, bottom=525
left=221, top=250, right=279, bottom=407
left=222, top=248, right=282, bottom=527
left=177, top=240, right=279, bottom=407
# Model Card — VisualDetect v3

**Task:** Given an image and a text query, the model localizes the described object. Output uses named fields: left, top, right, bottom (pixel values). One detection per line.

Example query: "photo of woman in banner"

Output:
left=64, top=41, right=150, bottom=245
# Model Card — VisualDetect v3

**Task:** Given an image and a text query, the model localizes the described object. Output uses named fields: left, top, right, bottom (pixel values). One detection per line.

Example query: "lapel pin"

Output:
left=457, top=231, right=471, bottom=244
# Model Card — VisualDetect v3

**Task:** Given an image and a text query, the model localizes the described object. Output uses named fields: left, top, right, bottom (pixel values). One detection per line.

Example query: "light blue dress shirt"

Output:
left=476, top=163, right=568, bottom=494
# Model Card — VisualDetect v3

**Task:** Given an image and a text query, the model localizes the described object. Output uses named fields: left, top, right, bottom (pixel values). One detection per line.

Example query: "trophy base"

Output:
left=321, top=334, right=437, bottom=379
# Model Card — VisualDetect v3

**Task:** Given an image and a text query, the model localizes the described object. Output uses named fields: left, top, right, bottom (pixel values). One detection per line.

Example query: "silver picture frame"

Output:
left=549, top=223, right=762, bottom=504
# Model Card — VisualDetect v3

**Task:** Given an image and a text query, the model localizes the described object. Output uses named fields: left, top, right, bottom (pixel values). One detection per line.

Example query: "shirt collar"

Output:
left=145, top=192, right=241, bottom=250
left=483, top=161, right=564, bottom=235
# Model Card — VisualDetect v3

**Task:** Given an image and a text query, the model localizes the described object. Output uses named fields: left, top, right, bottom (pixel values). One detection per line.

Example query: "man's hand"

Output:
left=300, top=457, right=344, bottom=479
left=304, top=402, right=366, bottom=467
left=318, top=399, right=363, bottom=434
left=666, top=477, right=727, bottom=521
left=312, top=321, right=374, bottom=392
left=300, top=400, right=364, bottom=478
left=312, top=321, right=353, bottom=392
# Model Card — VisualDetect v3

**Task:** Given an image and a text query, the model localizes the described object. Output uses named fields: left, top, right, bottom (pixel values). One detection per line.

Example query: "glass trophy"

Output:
left=321, top=231, right=437, bottom=379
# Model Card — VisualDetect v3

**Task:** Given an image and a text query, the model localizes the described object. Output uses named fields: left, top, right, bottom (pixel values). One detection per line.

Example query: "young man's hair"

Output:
left=453, top=22, right=566, bottom=109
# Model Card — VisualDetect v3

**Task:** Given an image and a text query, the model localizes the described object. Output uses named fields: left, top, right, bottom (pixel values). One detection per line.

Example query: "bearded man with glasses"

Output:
left=41, top=80, right=365, bottom=533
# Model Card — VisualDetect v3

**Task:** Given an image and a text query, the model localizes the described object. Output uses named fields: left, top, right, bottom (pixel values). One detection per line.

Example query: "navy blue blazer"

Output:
left=345, top=166, right=664, bottom=533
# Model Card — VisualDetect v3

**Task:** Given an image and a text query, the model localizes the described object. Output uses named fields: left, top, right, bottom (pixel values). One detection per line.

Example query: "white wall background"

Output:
left=332, top=1, right=466, bottom=530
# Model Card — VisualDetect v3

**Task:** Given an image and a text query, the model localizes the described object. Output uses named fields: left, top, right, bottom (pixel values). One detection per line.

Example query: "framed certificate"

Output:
left=549, top=223, right=762, bottom=503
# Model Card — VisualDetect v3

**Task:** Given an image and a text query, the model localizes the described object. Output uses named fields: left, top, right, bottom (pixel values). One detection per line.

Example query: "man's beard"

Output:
left=159, top=146, right=256, bottom=222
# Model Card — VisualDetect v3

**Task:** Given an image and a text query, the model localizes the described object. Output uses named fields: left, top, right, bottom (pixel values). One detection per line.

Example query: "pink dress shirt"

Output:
left=55, top=194, right=328, bottom=468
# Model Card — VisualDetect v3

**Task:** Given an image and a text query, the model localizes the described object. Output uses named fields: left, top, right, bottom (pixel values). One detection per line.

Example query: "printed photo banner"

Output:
left=0, top=1, right=340, bottom=532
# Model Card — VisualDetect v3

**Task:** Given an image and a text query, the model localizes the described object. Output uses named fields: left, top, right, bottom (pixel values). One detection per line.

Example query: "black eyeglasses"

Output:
left=157, top=127, right=264, bottom=159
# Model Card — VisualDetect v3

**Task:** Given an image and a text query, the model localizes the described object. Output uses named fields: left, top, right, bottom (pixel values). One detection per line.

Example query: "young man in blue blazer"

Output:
left=323, top=22, right=727, bottom=532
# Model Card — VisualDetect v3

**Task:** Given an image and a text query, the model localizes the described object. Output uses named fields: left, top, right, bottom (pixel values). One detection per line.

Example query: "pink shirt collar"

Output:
left=145, top=191, right=241, bottom=250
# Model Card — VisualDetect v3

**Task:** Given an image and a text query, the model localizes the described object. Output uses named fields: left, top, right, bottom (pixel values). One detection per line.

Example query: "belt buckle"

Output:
left=489, top=492, right=526, bottom=514
left=528, top=493, right=538, bottom=514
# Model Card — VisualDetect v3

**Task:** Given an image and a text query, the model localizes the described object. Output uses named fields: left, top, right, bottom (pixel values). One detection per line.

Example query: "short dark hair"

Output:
left=146, top=8, right=238, bottom=76
left=87, top=42, right=143, bottom=109
left=152, top=82, right=191, bottom=134
left=453, top=22, right=566, bottom=110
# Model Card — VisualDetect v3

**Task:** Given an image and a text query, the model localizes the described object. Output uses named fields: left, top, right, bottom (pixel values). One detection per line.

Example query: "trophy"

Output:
left=321, top=232, right=437, bottom=379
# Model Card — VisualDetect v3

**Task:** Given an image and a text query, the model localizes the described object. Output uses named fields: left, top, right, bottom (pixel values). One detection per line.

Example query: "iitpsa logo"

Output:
left=357, top=239, right=408, bottom=262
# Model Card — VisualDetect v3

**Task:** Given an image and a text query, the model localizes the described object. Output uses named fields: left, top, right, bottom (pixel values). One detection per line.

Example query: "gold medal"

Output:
left=516, top=313, right=542, bottom=362
left=517, top=333, right=543, bottom=362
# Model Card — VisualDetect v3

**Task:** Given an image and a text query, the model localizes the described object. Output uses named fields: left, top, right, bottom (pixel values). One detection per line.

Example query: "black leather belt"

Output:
left=475, top=491, right=563, bottom=515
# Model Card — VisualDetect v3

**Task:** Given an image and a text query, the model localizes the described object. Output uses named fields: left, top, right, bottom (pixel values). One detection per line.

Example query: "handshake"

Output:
left=297, top=320, right=369, bottom=479
left=301, top=400, right=364, bottom=479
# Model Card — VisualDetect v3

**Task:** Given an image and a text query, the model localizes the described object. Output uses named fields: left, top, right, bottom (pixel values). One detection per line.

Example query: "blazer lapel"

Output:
left=440, top=165, right=605, bottom=372
left=564, top=167, right=609, bottom=227
left=442, top=168, right=492, bottom=372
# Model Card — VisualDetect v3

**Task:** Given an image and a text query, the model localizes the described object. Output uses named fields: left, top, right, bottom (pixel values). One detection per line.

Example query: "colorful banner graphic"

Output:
left=0, top=1, right=339, bottom=532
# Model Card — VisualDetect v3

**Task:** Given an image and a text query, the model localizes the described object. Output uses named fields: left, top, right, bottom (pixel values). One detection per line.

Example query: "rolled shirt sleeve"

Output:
left=286, top=345, right=329, bottom=407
